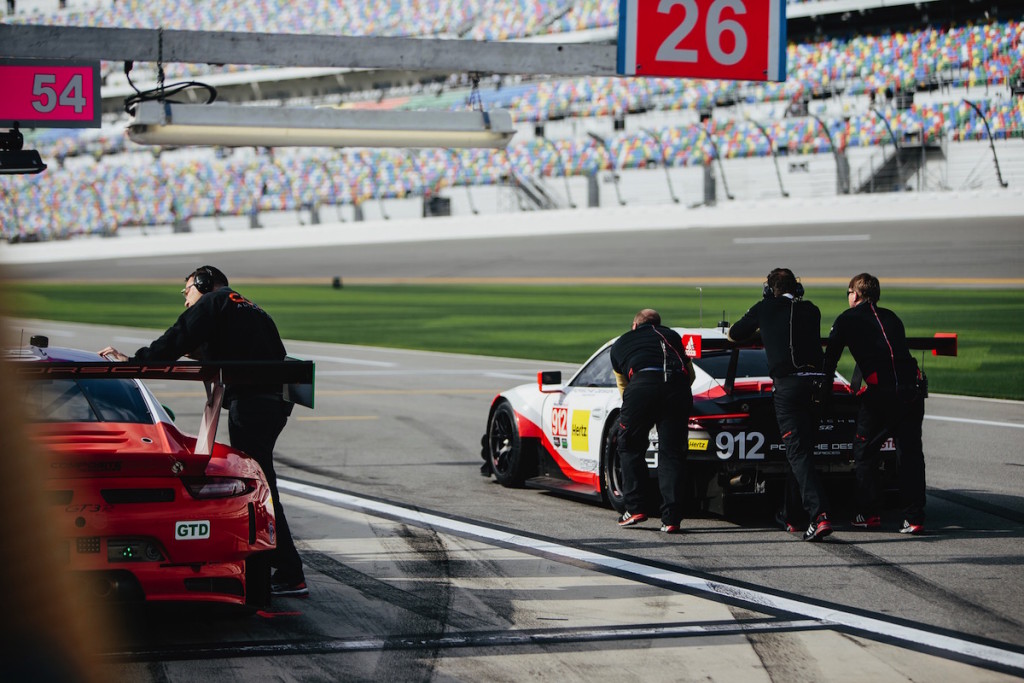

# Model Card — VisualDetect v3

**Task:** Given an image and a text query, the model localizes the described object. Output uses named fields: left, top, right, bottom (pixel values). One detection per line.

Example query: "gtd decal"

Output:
left=175, top=520, right=211, bottom=540
left=715, top=431, right=765, bottom=460
left=880, top=437, right=896, bottom=452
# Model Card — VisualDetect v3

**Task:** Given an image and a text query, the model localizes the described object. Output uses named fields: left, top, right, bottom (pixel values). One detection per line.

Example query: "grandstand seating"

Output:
left=1, top=3, right=1022, bottom=241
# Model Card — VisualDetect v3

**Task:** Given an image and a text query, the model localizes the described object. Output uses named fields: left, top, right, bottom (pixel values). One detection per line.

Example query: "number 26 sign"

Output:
left=617, top=0, right=786, bottom=82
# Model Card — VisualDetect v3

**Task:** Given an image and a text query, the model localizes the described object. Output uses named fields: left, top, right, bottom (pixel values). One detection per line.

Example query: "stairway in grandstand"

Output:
left=509, top=171, right=563, bottom=211
left=855, top=142, right=947, bottom=194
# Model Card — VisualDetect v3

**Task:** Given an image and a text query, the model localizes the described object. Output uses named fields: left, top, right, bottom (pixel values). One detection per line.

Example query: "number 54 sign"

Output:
left=0, top=59, right=101, bottom=128
left=617, top=0, right=786, bottom=82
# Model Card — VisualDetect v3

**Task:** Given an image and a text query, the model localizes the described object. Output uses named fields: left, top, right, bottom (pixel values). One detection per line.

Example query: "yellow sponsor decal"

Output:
left=688, top=438, right=709, bottom=451
left=571, top=410, right=590, bottom=451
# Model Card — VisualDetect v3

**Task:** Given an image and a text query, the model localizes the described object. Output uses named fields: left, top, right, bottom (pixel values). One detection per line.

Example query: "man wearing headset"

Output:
left=610, top=308, right=694, bottom=534
left=822, top=273, right=927, bottom=535
left=728, top=268, right=833, bottom=542
left=99, top=265, right=308, bottom=597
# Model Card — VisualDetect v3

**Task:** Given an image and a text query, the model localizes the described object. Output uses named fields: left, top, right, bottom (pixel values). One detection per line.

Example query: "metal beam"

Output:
left=0, top=25, right=620, bottom=77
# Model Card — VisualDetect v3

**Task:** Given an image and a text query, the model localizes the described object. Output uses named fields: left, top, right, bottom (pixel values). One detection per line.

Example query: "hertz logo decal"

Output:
left=570, top=410, right=590, bottom=451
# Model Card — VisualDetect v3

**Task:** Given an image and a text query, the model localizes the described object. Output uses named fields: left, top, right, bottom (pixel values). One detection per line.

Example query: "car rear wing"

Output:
left=11, top=358, right=314, bottom=456
left=684, top=333, right=957, bottom=396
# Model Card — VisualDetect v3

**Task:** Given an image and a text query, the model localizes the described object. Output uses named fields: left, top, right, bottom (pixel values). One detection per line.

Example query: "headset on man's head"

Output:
left=191, top=265, right=228, bottom=294
left=763, top=270, right=804, bottom=300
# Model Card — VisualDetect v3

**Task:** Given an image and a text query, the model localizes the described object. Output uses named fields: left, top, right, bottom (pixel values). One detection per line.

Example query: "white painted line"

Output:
left=279, top=479, right=1024, bottom=674
left=482, top=372, right=536, bottom=381
left=732, top=235, right=871, bottom=244
left=9, top=327, right=75, bottom=338
left=926, top=415, right=1024, bottom=430
left=296, top=353, right=396, bottom=367
left=113, top=336, right=160, bottom=345
left=931, top=393, right=1024, bottom=406
left=315, top=369, right=532, bottom=377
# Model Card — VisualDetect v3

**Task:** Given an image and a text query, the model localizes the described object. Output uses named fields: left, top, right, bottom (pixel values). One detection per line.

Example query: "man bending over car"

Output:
left=610, top=309, right=694, bottom=534
left=100, top=265, right=308, bottom=597
left=729, top=268, right=833, bottom=542
left=822, top=272, right=928, bottom=535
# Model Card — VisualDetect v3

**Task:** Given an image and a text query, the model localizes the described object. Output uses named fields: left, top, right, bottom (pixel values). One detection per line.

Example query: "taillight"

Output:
left=182, top=477, right=252, bottom=499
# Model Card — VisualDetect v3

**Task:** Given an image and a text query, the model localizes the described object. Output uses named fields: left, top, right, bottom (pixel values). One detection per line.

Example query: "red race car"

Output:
left=8, top=335, right=313, bottom=610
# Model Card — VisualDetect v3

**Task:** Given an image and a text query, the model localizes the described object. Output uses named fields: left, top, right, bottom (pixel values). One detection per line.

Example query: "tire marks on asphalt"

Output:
left=102, top=618, right=826, bottom=662
left=278, top=478, right=1024, bottom=678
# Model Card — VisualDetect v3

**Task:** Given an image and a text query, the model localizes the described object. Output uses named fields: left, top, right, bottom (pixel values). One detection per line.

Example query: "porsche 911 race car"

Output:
left=482, top=327, right=956, bottom=515
left=7, top=336, right=313, bottom=609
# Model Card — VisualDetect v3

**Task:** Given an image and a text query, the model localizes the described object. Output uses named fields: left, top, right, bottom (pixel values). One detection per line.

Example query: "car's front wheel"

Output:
left=488, top=401, right=533, bottom=488
left=600, top=417, right=627, bottom=512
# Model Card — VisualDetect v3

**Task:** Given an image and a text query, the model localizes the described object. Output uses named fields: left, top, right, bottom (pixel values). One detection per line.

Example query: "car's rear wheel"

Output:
left=244, top=552, right=271, bottom=610
left=600, top=417, right=627, bottom=512
left=488, top=401, right=533, bottom=488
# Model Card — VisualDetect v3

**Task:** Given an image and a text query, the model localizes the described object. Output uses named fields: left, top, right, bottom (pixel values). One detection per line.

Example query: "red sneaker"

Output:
left=852, top=514, right=882, bottom=530
left=803, top=513, right=833, bottom=541
left=617, top=511, right=648, bottom=527
left=899, top=520, right=925, bottom=535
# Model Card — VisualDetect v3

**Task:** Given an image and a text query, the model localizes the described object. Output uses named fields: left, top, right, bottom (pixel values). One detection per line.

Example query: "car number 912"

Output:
left=715, top=431, right=765, bottom=460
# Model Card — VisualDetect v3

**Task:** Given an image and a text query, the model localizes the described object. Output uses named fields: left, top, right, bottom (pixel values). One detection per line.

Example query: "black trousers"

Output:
left=618, top=374, right=693, bottom=525
left=228, top=395, right=304, bottom=581
left=853, top=386, right=926, bottom=524
left=773, top=376, right=828, bottom=522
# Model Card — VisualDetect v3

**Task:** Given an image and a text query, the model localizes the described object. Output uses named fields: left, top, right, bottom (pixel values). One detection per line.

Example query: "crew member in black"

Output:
left=610, top=309, right=694, bottom=534
left=100, top=265, right=308, bottom=596
left=822, top=273, right=927, bottom=535
left=728, top=268, right=833, bottom=541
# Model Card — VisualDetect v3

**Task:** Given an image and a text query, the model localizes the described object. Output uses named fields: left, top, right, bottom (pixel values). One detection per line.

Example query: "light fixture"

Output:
left=126, top=101, right=516, bottom=149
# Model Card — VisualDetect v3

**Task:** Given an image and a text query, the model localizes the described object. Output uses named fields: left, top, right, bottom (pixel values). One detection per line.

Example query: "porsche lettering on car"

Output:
left=482, top=328, right=956, bottom=514
left=8, top=336, right=313, bottom=609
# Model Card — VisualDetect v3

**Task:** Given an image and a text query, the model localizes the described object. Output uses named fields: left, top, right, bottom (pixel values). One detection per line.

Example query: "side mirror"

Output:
left=162, top=405, right=176, bottom=422
left=537, top=371, right=562, bottom=393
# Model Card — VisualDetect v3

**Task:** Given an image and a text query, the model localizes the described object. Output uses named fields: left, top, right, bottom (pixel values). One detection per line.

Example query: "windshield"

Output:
left=692, top=349, right=772, bottom=380
left=22, top=378, right=155, bottom=424
left=569, top=347, right=617, bottom=388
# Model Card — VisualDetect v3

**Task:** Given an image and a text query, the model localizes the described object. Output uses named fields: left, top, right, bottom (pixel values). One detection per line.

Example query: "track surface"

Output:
left=4, top=210, right=1023, bottom=681
left=9, top=319, right=1024, bottom=682
left=3, top=215, right=1023, bottom=285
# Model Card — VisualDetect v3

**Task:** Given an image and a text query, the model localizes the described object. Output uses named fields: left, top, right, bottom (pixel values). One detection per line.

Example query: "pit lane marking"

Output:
left=308, top=388, right=499, bottom=396
left=926, top=415, right=1024, bottom=430
left=294, top=353, right=396, bottom=368
left=278, top=479, right=1024, bottom=677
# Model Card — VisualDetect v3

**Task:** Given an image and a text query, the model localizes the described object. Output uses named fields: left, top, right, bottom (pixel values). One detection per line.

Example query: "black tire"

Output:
left=600, top=417, right=627, bottom=512
left=685, top=463, right=717, bottom=516
left=488, top=401, right=533, bottom=488
left=244, top=552, right=271, bottom=610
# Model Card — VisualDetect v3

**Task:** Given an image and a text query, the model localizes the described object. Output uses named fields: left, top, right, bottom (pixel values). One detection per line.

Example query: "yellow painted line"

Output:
left=295, top=415, right=378, bottom=422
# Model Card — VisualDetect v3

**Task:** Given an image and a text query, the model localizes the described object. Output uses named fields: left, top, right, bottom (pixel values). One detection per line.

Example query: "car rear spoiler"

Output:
left=12, top=358, right=315, bottom=456
left=686, top=333, right=957, bottom=396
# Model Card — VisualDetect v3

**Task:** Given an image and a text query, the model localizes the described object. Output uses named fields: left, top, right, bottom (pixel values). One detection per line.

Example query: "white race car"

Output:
left=481, top=327, right=956, bottom=514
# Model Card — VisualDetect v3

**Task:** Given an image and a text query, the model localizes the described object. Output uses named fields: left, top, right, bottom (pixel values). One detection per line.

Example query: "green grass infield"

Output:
left=4, top=283, right=1022, bottom=400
